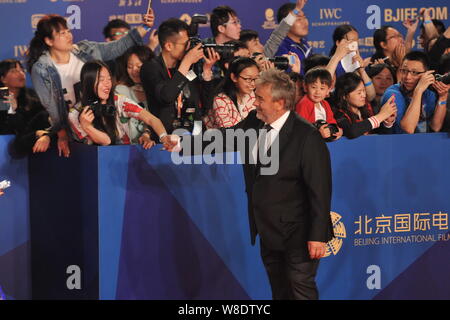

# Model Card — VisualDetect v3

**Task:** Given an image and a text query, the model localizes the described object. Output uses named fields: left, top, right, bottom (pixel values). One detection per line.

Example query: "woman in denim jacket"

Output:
left=27, top=11, right=155, bottom=157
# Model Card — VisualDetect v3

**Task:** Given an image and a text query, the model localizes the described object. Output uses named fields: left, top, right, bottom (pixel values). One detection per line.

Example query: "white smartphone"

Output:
left=348, top=41, right=358, bottom=52
left=0, top=180, right=11, bottom=190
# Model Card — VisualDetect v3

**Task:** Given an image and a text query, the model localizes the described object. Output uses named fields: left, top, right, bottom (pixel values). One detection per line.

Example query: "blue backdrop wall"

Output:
left=0, top=0, right=448, bottom=71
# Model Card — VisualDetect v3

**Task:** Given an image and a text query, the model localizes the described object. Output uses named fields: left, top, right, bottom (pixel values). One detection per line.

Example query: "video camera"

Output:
left=187, top=14, right=236, bottom=61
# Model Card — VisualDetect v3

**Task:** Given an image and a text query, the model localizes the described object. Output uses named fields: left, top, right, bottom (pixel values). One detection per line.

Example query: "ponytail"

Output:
left=27, top=14, right=68, bottom=72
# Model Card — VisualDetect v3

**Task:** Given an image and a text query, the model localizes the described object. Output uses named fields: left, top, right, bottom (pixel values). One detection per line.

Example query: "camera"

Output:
left=435, top=72, right=450, bottom=85
left=313, top=119, right=339, bottom=142
left=87, top=101, right=116, bottom=118
left=0, top=87, right=9, bottom=100
left=189, top=37, right=236, bottom=61
left=267, top=56, right=290, bottom=70
left=187, top=14, right=236, bottom=61
left=252, top=53, right=290, bottom=70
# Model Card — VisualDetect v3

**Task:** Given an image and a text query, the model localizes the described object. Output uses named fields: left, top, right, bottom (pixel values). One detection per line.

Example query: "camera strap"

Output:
left=167, top=67, right=184, bottom=119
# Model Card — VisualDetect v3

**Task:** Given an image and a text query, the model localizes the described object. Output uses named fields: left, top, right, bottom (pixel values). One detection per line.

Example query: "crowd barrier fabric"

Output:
left=0, top=135, right=31, bottom=300
left=6, top=133, right=447, bottom=300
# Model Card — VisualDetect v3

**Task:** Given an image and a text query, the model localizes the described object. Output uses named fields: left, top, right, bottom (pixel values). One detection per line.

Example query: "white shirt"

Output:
left=314, top=103, right=327, bottom=122
left=252, top=110, right=291, bottom=164
left=54, top=53, right=85, bottom=108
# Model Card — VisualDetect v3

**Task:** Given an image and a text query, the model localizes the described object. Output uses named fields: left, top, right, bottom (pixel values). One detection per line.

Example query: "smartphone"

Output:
left=348, top=41, right=358, bottom=52
left=288, top=55, right=296, bottom=65
left=147, top=0, right=152, bottom=13
left=0, top=180, right=11, bottom=190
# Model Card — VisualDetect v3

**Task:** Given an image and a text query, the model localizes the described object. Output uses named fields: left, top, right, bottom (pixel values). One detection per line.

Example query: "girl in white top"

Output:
left=115, top=45, right=155, bottom=143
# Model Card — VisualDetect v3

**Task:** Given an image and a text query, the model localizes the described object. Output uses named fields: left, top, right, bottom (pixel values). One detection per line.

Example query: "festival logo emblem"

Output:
left=325, top=211, right=346, bottom=257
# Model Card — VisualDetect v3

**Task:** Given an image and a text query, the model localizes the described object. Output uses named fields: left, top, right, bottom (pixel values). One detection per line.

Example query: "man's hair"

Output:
left=239, top=29, right=259, bottom=44
left=304, top=67, right=332, bottom=87
left=210, top=6, right=237, bottom=38
left=304, top=54, right=330, bottom=74
left=158, top=18, right=189, bottom=47
left=403, top=51, right=430, bottom=70
left=439, top=53, right=450, bottom=75
left=277, top=3, right=295, bottom=24
left=256, top=69, right=296, bottom=111
left=103, top=19, right=131, bottom=39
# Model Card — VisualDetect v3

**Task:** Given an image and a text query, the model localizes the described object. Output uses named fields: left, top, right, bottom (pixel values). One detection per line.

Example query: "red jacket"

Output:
left=295, top=95, right=337, bottom=125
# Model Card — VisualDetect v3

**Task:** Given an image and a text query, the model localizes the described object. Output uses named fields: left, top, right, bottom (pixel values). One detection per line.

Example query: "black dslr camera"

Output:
left=87, top=100, right=116, bottom=118
left=188, top=14, right=236, bottom=61
left=251, top=53, right=290, bottom=70
left=435, top=72, right=450, bottom=85
left=0, top=87, right=9, bottom=100
left=314, top=119, right=339, bottom=142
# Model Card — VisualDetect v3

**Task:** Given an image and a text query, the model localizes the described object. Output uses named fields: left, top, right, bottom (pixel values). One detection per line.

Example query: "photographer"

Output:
left=27, top=10, right=155, bottom=157
left=140, top=18, right=219, bottom=134
left=69, top=61, right=175, bottom=149
left=381, top=51, right=449, bottom=134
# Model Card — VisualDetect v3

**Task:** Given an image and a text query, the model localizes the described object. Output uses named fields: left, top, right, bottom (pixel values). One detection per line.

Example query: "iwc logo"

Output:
left=324, top=211, right=346, bottom=257
left=262, top=8, right=277, bottom=30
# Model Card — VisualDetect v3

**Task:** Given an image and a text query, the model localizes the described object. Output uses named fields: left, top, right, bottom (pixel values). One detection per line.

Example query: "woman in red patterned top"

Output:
left=69, top=61, right=176, bottom=149
left=204, top=57, right=259, bottom=128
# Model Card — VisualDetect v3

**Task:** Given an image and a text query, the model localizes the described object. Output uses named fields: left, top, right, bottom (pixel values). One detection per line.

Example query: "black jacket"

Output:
left=140, top=55, right=214, bottom=133
left=186, top=110, right=334, bottom=262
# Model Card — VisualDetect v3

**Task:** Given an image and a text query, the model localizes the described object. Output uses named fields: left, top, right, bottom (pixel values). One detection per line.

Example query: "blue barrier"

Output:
left=0, top=135, right=31, bottom=300
left=1, top=133, right=450, bottom=299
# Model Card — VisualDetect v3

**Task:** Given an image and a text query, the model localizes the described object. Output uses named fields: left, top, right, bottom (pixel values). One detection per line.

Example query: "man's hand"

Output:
left=143, top=8, right=155, bottom=28
left=432, top=81, right=450, bottom=100
left=308, top=241, right=326, bottom=259
left=148, top=29, right=159, bottom=51
left=203, top=47, right=221, bottom=73
left=415, top=70, right=435, bottom=94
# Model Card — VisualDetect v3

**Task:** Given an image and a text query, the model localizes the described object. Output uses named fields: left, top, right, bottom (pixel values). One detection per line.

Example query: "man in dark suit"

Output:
left=168, top=69, right=334, bottom=300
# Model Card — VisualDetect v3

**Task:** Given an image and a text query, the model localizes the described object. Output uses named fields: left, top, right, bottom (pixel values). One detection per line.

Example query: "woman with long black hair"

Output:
left=69, top=61, right=176, bottom=149
left=203, top=57, right=259, bottom=129
left=0, top=59, right=53, bottom=155
left=333, top=72, right=397, bottom=139
left=27, top=11, right=155, bottom=157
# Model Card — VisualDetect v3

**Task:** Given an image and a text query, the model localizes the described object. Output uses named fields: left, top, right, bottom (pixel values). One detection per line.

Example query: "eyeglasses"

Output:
left=223, top=19, right=241, bottom=26
left=399, top=68, right=426, bottom=77
left=112, top=31, right=129, bottom=37
left=239, top=76, right=258, bottom=84
left=386, top=34, right=402, bottom=41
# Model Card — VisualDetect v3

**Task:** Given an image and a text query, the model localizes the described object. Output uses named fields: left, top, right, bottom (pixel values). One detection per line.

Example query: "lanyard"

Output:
left=167, top=67, right=183, bottom=119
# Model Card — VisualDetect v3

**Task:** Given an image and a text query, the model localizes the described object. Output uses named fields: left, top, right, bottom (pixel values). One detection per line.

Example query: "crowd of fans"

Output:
left=0, top=0, right=449, bottom=158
